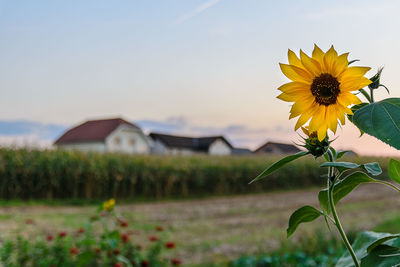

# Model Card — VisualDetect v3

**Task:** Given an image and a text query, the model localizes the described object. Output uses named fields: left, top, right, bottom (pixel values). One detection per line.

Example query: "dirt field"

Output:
left=1, top=184, right=399, bottom=264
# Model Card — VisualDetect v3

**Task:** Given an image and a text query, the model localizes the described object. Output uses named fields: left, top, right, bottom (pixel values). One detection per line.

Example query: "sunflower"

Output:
left=277, top=45, right=372, bottom=141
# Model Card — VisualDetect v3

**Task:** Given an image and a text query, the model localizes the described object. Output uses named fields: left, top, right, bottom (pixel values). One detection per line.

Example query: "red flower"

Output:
left=113, top=249, right=120, bottom=255
left=58, top=231, right=67, bottom=238
left=141, top=260, right=149, bottom=267
left=77, top=227, right=85, bottom=233
left=149, top=236, right=158, bottom=242
left=120, top=221, right=128, bottom=227
left=155, top=226, right=164, bottom=231
left=94, top=248, right=101, bottom=254
left=70, top=247, right=79, bottom=255
left=25, top=218, right=34, bottom=225
left=46, top=234, right=54, bottom=241
left=165, top=242, right=176, bottom=249
left=171, top=258, right=182, bottom=266
left=121, top=233, right=130, bottom=243
left=113, top=263, right=123, bottom=267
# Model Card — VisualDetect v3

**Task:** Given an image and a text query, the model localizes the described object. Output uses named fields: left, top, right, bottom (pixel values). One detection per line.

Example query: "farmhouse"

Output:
left=254, top=141, right=300, bottom=155
left=149, top=133, right=233, bottom=155
left=54, top=118, right=150, bottom=154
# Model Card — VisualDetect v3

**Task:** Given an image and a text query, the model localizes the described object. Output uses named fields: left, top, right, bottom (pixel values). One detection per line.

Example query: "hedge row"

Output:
left=0, top=148, right=389, bottom=200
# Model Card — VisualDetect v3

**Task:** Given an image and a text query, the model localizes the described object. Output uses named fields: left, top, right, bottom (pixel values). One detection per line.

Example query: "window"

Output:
left=114, top=137, right=121, bottom=145
left=129, top=138, right=135, bottom=146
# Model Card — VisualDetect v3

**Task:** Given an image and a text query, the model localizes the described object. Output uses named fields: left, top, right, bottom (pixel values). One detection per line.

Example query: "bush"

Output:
left=0, top=199, right=182, bottom=267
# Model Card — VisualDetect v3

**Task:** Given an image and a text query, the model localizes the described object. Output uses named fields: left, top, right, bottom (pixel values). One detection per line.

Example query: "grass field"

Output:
left=1, top=184, right=400, bottom=266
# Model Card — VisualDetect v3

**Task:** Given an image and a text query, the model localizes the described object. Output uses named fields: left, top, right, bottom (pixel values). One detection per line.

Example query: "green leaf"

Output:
left=319, top=172, right=376, bottom=214
left=348, top=103, right=369, bottom=122
left=352, top=98, right=400, bottom=150
left=336, top=150, right=351, bottom=160
left=286, top=205, right=322, bottom=238
left=320, top=162, right=382, bottom=176
left=388, top=159, right=400, bottom=184
left=336, top=231, right=396, bottom=267
left=348, top=59, right=360, bottom=65
left=361, top=245, right=400, bottom=267
left=320, top=162, right=359, bottom=173
left=363, top=162, right=382, bottom=176
left=367, top=234, right=400, bottom=254
left=249, top=151, right=308, bottom=184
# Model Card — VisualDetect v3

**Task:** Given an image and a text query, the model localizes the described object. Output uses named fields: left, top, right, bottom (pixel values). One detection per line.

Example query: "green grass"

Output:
left=0, top=184, right=398, bottom=265
left=374, top=215, right=400, bottom=233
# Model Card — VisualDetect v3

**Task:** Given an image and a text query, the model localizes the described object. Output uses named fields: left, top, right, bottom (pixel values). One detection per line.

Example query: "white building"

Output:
left=149, top=133, right=233, bottom=155
left=54, top=118, right=150, bottom=154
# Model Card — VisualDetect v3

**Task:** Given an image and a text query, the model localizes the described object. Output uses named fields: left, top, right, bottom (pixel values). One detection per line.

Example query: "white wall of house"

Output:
left=151, top=139, right=168, bottom=154
left=208, top=139, right=231, bottom=155
left=105, top=124, right=149, bottom=154
left=58, top=142, right=106, bottom=152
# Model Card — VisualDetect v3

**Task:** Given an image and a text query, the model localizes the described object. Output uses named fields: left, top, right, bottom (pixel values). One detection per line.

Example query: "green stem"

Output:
left=359, top=88, right=372, bottom=103
left=369, top=88, right=375, bottom=103
left=326, top=149, right=360, bottom=267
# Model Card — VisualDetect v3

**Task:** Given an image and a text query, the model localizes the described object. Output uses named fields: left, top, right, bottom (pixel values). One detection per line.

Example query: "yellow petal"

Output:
left=312, top=44, right=325, bottom=63
left=300, top=49, right=321, bottom=76
left=288, top=50, right=303, bottom=68
left=323, top=45, right=338, bottom=74
left=326, top=105, right=338, bottom=133
left=278, top=90, right=313, bottom=102
left=309, top=105, right=326, bottom=131
left=278, top=82, right=310, bottom=94
left=340, top=76, right=372, bottom=92
left=295, top=106, right=315, bottom=130
left=336, top=101, right=353, bottom=115
left=277, top=92, right=294, bottom=102
left=280, top=63, right=312, bottom=83
left=339, top=66, right=371, bottom=80
left=332, top=52, right=349, bottom=77
left=317, top=126, right=328, bottom=141
left=334, top=105, right=346, bottom=125
left=340, top=92, right=362, bottom=105
left=289, top=97, right=315, bottom=118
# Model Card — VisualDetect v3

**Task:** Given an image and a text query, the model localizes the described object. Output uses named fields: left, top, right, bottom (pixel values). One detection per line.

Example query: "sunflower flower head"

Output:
left=278, top=45, right=372, bottom=141
left=103, top=198, right=115, bottom=211
left=300, top=127, right=329, bottom=158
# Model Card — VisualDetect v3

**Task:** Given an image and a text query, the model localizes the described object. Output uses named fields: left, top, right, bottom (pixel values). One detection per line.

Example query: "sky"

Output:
left=1, top=0, right=400, bottom=156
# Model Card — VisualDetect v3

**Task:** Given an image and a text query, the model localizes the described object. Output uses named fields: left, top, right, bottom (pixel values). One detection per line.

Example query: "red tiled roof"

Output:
left=54, top=118, right=140, bottom=144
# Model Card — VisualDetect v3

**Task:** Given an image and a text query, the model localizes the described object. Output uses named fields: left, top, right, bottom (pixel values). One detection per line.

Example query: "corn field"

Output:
left=0, top=148, right=389, bottom=200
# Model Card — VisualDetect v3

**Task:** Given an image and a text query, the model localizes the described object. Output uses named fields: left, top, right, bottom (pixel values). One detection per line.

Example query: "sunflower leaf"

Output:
left=287, top=205, right=322, bottom=238
left=319, top=162, right=382, bottom=176
left=337, top=231, right=400, bottom=267
left=318, top=171, right=376, bottom=214
left=336, top=150, right=351, bottom=160
left=352, top=98, right=400, bottom=150
left=388, top=159, right=400, bottom=184
left=249, top=151, right=308, bottom=184
left=367, top=234, right=400, bottom=254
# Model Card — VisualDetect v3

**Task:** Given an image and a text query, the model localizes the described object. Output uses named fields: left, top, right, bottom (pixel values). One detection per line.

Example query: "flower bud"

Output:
left=301, top=127, right=330, bottom=158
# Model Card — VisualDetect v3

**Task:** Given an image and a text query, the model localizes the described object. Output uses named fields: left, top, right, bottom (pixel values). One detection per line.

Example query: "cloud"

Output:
left=174, top=0, right=222, bottom=25
left=136, top=116, right=187, bottom=133
left=0, top=120, right=66, bottom=148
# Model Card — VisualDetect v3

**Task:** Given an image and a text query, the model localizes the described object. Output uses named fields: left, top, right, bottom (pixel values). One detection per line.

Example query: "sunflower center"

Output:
left=310, top=73, right=340, bottom=106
